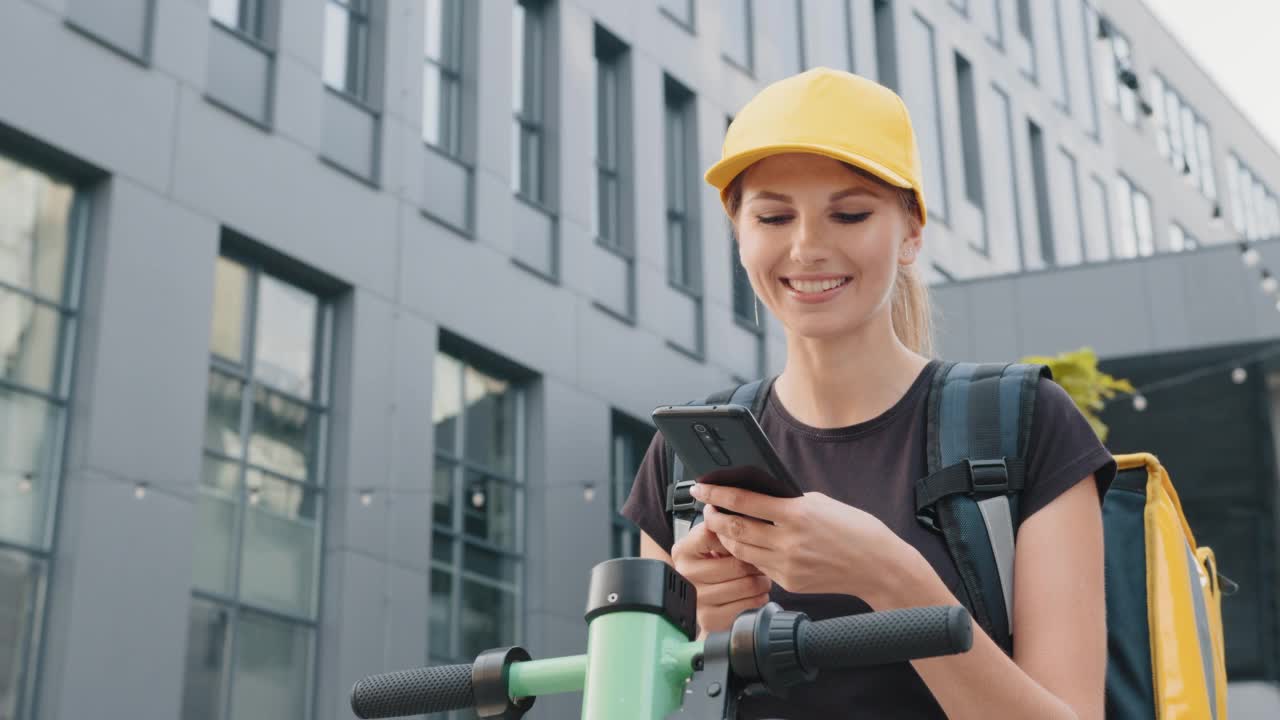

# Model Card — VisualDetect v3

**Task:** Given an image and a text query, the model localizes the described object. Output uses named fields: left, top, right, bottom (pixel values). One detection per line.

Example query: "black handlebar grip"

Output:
left=350, top=663, right=475, bottom=719
left=798, top=606, right=972, bottom=671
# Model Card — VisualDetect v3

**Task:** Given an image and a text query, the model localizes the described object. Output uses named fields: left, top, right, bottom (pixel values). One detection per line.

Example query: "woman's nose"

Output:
left=789, top=215, right=829, bottom=266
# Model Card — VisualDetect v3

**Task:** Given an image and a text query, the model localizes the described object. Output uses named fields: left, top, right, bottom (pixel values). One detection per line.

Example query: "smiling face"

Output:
left=730, top=153, right=923, bottom=342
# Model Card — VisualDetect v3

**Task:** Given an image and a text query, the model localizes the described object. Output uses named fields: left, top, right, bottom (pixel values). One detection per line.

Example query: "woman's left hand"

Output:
left=691, top=483, right=911, bottom=599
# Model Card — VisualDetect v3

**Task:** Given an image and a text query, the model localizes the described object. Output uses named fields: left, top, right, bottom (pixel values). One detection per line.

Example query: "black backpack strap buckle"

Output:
left=968, top=458, right=1010, bottom=493
left=667, top=479, right=701, bottom=514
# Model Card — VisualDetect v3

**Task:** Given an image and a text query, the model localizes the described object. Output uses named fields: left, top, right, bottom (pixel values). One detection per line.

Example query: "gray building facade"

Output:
left=2, top=0, right=1280, bottom=718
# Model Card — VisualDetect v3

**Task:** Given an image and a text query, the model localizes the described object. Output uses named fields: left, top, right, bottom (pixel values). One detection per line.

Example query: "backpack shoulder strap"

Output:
left=666, top=377, right=777, bottom=545
left=915, top=361, right=1049, bottom=654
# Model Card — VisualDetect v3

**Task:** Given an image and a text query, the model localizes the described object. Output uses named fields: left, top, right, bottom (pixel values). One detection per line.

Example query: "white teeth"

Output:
left=789, top=278, right=849, bottom=294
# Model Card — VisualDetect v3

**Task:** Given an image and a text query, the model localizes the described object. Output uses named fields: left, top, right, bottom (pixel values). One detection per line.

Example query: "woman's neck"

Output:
left=774, top=321, right=931, bottom=430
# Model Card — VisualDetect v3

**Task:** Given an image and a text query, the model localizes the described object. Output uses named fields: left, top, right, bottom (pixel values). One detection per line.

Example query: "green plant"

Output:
left=1019, top=347, right=1135, bottom=442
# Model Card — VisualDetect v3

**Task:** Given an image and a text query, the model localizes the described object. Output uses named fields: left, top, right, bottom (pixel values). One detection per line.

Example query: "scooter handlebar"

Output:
left=350, top=663, right=474, bottom=718
left=798, top=605, right=973, bottom=671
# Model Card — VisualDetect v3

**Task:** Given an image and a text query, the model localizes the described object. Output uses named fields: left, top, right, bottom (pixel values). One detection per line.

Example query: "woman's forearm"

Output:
left=859, top=545, right=1080, bottom=720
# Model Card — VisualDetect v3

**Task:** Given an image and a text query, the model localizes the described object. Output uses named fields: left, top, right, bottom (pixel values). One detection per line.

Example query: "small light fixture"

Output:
left=248, top=488, right=261, bottom=506
left=17, top=476, right=33, bottom=494
left=1262, top=270, right=1278, bottom=295
left=1241, top=242, right=1260, bottom=267
left=1132, top=394, right=1148, bottom=412
left=359, top=490, right=374, bottom=506
left=582, top=482, right=597, bottom=504
left=1232, top=367, right=1248, bottom=384
left=134, top=482, right=149, bottom=500
left=471, top=489, right=486, bottom=509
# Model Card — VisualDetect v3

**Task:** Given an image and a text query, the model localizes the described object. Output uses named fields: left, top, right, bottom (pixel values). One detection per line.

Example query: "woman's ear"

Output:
left=898, top=223, right=923, bottom=266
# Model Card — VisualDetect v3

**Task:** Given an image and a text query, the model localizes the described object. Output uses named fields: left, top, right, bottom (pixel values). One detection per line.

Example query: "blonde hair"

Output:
left=726, top=163, right=935, bottom=357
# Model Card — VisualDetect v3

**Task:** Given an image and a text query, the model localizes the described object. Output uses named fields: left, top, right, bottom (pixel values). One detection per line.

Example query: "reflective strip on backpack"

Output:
left=1183, top=542, right=1219, bottom=720
left=977, top=495, right=1017, bottom=618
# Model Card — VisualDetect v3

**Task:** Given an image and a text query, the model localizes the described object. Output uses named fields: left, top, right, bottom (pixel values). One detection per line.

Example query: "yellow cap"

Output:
left=704, top=67, right=927, bottom=225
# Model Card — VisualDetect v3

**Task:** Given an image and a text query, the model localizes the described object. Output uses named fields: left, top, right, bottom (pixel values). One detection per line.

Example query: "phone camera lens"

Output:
left=693, top=423, right=707, bottom=433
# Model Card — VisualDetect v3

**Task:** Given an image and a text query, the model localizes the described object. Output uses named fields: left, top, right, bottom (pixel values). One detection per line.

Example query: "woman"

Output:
left=622, top=68, right=1115, bottom=719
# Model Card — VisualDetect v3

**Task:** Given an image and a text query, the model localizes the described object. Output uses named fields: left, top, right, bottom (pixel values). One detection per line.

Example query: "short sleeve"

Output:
left=1020, top=377, right=1117, bottom=521
left=621, top=432, right=677, bottom=554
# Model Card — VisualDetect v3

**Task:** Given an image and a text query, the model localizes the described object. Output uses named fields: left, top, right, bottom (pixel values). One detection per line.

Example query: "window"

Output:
left=721, top=0, right=753, bottom=71
left=322, top=0, right=371, bottom=100
left=1053, top=146, right=1084, bottom=265
left=610, top=414, right=655, bottom=558
left=1050, top=0, right=1071, bottom=110
left=1083, top=174, right=1112, bottom=262
left=1114, top=174, right=1152, bottom=258
left=512, top=0, right=547, bottom=203
left=1168, top=223, right=1197, bottom=253
left=755, top=0, right=803, bottom=77
left=988, top=84, right=1024, bottom=269
left=665, top=77, right=700, bottom=294
left=1015, top=0, right=1036, bottom=80
left=1027, top=120, right=1054, bottom=266
left=0, top=152, right=84, bottom=720
left=1104, top=30, right=1139, bottom=126
left=873, top=0, right=898, bottom=91
left=843, top=0, right=857, bottom=72
left=1078, top=1, right=1101, bottom=137
left=183, top=254, right=331, bottom=720
left=211, top=0, right=267, bottom=40
left=732, top=243, right=759, bottom=327
left=983, top=0, right=1005, bottom=49
left=595, top=28, right=629, bottom=253
left=423, top=0, right=463, bottom=155
left=206, top=0, right=277, bottom=125
left=1151, top=72, right=1217, bottom=201
left=659, top=0, right=694, bottom=31
left=903, top=13, right=948, bottom=223
left=430, top=352, right=524, bottom=664
left=1228, top=153, right=1280, bottom=241
left=955, top=52, right=983, bottom=211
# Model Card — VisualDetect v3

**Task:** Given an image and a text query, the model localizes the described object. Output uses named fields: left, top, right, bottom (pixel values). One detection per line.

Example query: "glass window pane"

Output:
left=511, top=4, right=526, bottom=115
left=424, top=0, right=445, bottom=61
left=463, top=543, right=518, bottom=584
left=210, top=257, right=248, bottom=365
left=721, top=0, right=751, bottom=68
left=193, top=456, right=241, bottom=595
left=239, top=472, right=321, bottom=617
left=0, top=548, right=42, bottom=720
left=1196, top=122, right=1216, bottom=200
left=521, top=125, right=541, bottom=201
left=253, top=274, right=318, bottom=398
left=0, top=388, right=59, bottom=549
left=0, top=155, right=74, bottom=304
left=903, top=14, right=948, bottom=222
left=429, top=568, right=454, bottom=659
left=230, top=612, right=312, bottom=720
left=433, top=353, right=461, bottom=455
left=463, top=367, right=517, bottom=475
left=423, top=62, right=444, bottom=147
left=462, top=470, right=518, bottom=551
left=0, top=287, right=64, bottom=394
left=323, top=3, right=351, bottom=91
left=432, top=531, right=453, bottom=565
left=1133, top=189, right=1153, bottom=256
left=460, top=580, right=516, bottom=659
left=433, top=459, right=454, bottom=528
left=248, top=386, right=315, bottom=482
left=204, top=370, right=245, bottom=458
left=180, top=597, right=230, bottom=720
left=1114, top=177, right=1136, bottom=259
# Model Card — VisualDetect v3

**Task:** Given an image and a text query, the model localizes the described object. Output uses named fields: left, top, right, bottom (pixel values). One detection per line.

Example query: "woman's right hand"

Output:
left=670, top=519, right=772, bottom=637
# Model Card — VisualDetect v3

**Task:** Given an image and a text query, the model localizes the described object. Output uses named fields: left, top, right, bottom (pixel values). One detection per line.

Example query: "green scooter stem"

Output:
left=580, top=612, right=704, bottom=719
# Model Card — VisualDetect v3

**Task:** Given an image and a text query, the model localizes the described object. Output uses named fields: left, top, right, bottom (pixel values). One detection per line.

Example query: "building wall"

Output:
left=2, top=1, right=1280, bottom=718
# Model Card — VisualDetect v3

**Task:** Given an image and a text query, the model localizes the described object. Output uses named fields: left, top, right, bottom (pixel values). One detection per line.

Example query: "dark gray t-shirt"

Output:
left=621, top=360, right=1116, bottom=718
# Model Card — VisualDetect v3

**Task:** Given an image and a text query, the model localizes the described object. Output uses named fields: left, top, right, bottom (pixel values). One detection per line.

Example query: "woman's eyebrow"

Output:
left=748, top=190, right=792, bottom=203
left=828, top=187, right=876, bottom=201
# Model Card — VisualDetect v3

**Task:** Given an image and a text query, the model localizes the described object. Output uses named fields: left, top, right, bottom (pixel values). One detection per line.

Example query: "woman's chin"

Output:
left=782, top=313, right=865, bottom=341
